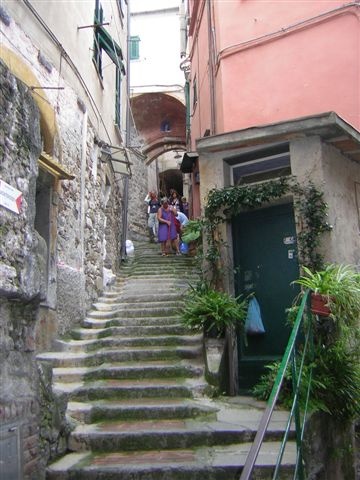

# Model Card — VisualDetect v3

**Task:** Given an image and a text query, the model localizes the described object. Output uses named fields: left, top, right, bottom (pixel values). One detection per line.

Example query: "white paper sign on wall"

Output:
left=0, top=179, right=23, bottom=214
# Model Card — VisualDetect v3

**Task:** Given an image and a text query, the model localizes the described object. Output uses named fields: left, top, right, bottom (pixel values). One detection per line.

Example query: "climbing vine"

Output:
left=202, top=176, right=332, bottom=286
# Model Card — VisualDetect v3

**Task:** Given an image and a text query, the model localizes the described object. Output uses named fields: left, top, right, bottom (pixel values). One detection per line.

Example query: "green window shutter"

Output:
left=130, top=36, right=140, bottom=60
left=93, top=1, right=104, bottom=75
left=98, top=26, right=126, bottom=74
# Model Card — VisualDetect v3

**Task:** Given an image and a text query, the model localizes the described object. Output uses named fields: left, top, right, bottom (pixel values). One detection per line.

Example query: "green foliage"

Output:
left=311, top=343, right=360, bottom=420
left=181, top=219, right=203, bottom=244
left=294, top=264, right=360, bottom=326
left=254, top=265, right=360, bottom=422
left=202, top=177, right=332, bottom=286
left=181, top=281, right=247, bottom=337
left=252, top=361, right=293, bottom=407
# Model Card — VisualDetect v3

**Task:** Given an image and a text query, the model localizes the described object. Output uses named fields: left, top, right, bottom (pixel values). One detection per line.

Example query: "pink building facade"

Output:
left=188, top=0, right=359, bottom=141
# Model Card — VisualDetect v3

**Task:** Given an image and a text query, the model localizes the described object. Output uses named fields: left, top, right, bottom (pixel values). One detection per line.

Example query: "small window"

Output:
left=130, top=36, right=140, bottom=60
left=160, top=120, right=171, bottom=132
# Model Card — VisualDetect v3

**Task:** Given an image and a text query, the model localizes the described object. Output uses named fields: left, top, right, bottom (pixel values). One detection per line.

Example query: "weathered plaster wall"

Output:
left=291, top=136, right=360, bottom=266
left=321, top=143, right=360, bottom=266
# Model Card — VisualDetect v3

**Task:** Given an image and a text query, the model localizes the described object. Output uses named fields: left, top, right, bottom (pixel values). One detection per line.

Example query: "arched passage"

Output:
left=131, top=92, right=186, bottom=161
left=131, top=91, right=187, bottom=198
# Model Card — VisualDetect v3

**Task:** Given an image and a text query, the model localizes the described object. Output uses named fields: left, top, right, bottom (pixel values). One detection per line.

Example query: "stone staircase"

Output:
left=40, top=242, right=296, bottom=479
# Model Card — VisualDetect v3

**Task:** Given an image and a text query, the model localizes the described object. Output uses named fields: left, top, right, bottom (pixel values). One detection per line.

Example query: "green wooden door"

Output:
left=232, top=203, right=300, bottom=393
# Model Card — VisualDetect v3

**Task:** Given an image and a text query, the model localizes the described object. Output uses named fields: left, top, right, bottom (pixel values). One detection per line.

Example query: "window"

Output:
left=229, top=143, right=291, bottom=186
left=130, top=36, right=140, bottom=60
left=93, top=0, right=125, bottom=124
left=160, top=120, right=171, bottom=132
left=93, top=0, right=126, bottom=79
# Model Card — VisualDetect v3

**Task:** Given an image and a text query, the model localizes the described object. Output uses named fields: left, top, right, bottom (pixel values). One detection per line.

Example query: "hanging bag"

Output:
left=245, top=296, right=266, bottom=335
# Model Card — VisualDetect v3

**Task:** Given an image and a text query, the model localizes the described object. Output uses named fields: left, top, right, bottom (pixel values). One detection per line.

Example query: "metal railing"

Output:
left=240, top=290, right=313, bottom=480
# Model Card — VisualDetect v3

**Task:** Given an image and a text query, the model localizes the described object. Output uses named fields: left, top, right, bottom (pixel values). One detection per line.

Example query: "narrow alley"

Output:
left=1, top=1, right=359, bottom=479
left=41, top=242, right=295, bottom=479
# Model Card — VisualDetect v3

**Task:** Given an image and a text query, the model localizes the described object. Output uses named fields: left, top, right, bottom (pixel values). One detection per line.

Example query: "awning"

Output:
left=38, top=152, right=75, bottom=180
left=180, top=152, right=198, bottom=173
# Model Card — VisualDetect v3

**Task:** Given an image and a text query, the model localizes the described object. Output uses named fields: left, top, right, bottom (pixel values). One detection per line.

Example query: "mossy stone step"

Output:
left=76, top=322, right=189, bottom=337
left=39, top=345, right=203, bottom=367
left=53, top=360, right=204, bottom=383
left=55, top=378, right=206, bottom=402
left=67, top=398, right=218, bottom=423
left=47, top=443, right=295, bottom=480
left=55, top=334, right=202, bottom=352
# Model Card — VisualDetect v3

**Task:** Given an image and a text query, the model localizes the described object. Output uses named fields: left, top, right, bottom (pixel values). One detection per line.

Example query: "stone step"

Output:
left=54, top=377, right=207, bottom=401
left=66, top=415, right=290, bottom=453
left=43, top=242, right=296, bottom=480
left=54, top=333, right=202, bottom=352
left=114, top=274, right=198, bottom=282
left=92, top=299, right=185, bottom=311
left=47, top=442, right=296, bottom=480
left=97, top=291, right=186, bottom=303
left=86, top=305, right=182, bottom=319
left=74, top=321, right=189, bottom=337
left=38, top=345, right=203, bottom=367
left=52, top=360, right=204, bottom=383
left=67, top=398, right=218, bottom=423
left=80, top=323, right=189, bottom=336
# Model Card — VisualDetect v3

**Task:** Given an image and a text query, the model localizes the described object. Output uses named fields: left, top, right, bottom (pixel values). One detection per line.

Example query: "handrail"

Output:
left=240, top=290, right=310, bottom=480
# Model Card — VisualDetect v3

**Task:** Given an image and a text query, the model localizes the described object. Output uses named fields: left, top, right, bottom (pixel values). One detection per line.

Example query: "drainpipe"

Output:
left=207, top=0, right=216, bottom=134
left=120, top=2, right=131, bottom=261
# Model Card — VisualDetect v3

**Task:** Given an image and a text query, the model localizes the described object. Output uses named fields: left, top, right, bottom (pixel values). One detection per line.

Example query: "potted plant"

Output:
left=293, top=263, right=360, bottom=318
left=181, top=281, right=248, bottom=337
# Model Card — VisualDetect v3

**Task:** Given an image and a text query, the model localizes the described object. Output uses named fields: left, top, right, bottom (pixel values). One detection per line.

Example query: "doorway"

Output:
left=232, top=202, right=300, bottom=393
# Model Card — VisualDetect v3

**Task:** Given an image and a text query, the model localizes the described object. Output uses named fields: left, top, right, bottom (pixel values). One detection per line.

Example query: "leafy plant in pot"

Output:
left=293, top=263, right=360, bottom=319
left=181, top=281, right=248, bottom=338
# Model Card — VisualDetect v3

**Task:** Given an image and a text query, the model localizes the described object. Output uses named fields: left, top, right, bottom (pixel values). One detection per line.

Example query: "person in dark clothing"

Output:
left=144, top=191, right=160, bottom=242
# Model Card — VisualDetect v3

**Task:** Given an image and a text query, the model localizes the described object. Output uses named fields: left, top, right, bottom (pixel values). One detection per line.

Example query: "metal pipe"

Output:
left=207, top=0, right=216, bottom=134
left=120, top=0, right=132, bottom=262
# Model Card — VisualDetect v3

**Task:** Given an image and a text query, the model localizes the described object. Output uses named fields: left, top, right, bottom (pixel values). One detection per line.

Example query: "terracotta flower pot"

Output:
left=311, top=292, right=331, bottom=316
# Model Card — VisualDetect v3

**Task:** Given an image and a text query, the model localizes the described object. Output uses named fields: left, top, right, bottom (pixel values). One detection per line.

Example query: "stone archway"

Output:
left=131, top=92, right=186, bottom=162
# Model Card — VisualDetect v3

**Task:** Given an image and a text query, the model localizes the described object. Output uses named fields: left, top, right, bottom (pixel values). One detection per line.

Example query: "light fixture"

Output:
left=174, top=151, right=182, bottom=160
left=98, top=141, right=132, bottom=176
left=100, top=145, right=112, bottom=163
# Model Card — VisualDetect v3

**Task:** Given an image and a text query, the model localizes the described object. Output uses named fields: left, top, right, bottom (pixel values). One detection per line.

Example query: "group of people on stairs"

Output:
left=144, top=190, right=189, bottom=256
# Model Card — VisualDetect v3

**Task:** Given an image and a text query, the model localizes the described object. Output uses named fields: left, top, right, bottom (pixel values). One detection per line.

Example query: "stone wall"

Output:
left=0, top=59, right=44, bottom=479
left=0, top=53, right=148, bottom=480
left=0, top=60, right=42, bottom=301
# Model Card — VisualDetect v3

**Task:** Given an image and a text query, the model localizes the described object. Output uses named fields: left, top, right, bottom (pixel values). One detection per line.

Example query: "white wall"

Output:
left=129, top=0, right=184, bottom=93
left=2, top=0, right=128, bottom=147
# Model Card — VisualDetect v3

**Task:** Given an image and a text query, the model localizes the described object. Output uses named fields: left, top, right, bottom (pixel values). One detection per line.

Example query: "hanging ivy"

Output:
left=202, top=176, right=332, bottom=285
